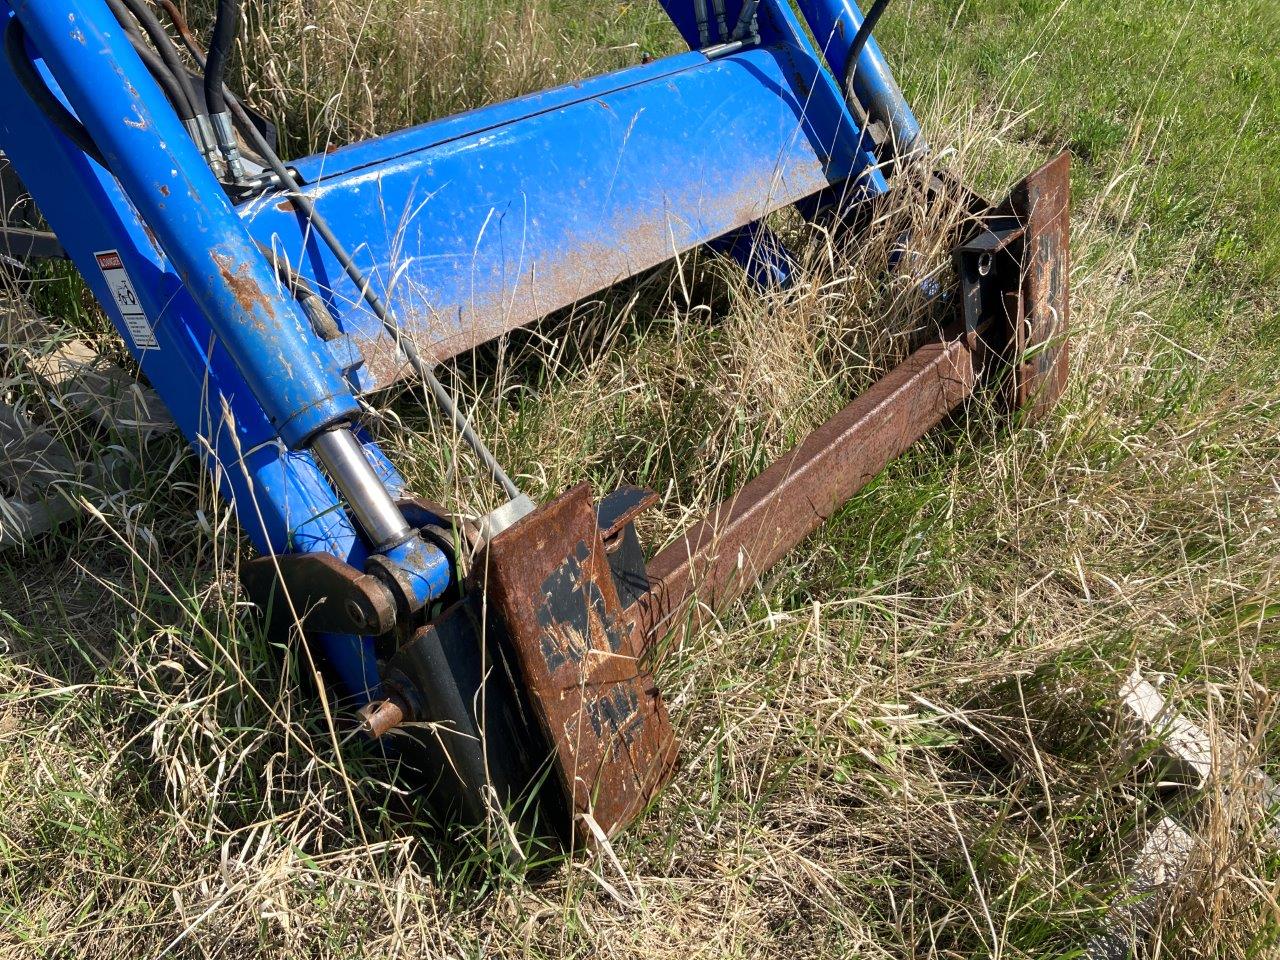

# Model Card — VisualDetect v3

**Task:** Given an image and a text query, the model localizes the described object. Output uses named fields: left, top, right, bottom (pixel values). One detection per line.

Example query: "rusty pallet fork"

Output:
left=0, top=0, right=1069, bottom=846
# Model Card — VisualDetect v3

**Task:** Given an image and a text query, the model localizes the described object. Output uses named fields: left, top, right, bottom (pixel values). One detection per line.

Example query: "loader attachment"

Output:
left=358, top=155, right=1071, bottom=842
left=0, top=0, right=1069, bottom=846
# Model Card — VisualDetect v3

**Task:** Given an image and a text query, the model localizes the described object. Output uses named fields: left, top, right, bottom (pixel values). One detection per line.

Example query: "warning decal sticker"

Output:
left=95, top=250, right=159, bottom=351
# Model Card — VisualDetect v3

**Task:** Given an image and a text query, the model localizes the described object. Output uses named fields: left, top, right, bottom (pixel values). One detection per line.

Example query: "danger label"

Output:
left=95, top=250, right=158, bottom=351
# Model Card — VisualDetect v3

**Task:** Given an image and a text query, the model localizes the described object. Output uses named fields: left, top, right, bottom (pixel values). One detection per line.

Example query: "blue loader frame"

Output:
left=0, top=0, right=1070, bottom=844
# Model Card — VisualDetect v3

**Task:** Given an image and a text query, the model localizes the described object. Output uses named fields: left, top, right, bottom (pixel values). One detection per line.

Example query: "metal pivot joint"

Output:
left=310, top=427, right=452, bottom=621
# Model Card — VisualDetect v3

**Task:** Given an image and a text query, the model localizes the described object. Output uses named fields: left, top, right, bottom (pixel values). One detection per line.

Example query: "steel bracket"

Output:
left=597, top=484, right=658, bottom=610
left=954, top=215, right=1024, bottom=339
left=240, top=552, right=398, bottom=636
left=479, top=483, right=679, bottom=843
left=951, top=153, right=1071, bottom=416
left=368, top=597, right=542, bottom=828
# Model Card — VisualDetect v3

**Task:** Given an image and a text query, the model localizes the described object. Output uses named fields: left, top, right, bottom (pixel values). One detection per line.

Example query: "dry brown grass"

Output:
left=0, top=2, right=1277, bottom=958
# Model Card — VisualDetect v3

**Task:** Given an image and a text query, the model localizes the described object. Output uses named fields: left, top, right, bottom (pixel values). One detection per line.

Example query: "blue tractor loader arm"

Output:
left=0, top=0, right=1068, bottom=846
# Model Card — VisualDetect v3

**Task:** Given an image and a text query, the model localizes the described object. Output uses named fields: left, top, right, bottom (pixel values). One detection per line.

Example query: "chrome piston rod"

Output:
left=311, top=427, right=412, bottom=550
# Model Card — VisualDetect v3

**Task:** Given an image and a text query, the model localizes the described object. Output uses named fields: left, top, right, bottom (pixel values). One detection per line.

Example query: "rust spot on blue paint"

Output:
left=212, top=252, right=271, bottom=315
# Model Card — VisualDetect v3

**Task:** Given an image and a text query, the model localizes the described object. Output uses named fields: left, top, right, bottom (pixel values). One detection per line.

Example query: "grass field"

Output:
left=2, top=1, right=1279, bottom=957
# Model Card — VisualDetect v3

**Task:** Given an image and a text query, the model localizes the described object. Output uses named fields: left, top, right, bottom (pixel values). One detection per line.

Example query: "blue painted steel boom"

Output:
left=10, top=2, right=355, bottom=448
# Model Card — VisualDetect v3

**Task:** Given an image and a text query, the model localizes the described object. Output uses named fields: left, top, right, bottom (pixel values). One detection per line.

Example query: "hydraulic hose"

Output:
left=155, top=0, right=268, bottom=160
left=123, top=26, right=199, bottom=122
left=843, top=0, right=894, bottom=96
left=837, top=0, right=923, bottom=158
left=204, top=0, right=242, bottom=117
left=223, top=89, right=524, bottom=501
left=157, top=0, right=205, bottom=59
left=14, top=1, right=520, bottom=501
left=4, top=20, right=108, bottom=168
left=166, top=1, right=523, bottom=498
left=103, top=0, right=145, bottom=42
left=202, top=0, right=248, bottom=179
left=110, top=0, right=201, bottom=121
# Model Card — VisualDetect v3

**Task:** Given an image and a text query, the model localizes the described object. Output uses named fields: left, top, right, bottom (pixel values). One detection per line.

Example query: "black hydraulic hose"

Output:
left=124, top=28, right=199, bottom=122
left=843, top=0, right=893, bottom=95
left=204, top=0, right=242, bottom=117
left=113, top=0, right=200, bottom=121
left=223, top=91, right=524, bottom=501
left=154, top=0, right=265, bottom=156
left=102, top=0, right=145, bottom=41
left=101, top=0, right=193, bottom=121
left=4, top=20, right=108, bottom=168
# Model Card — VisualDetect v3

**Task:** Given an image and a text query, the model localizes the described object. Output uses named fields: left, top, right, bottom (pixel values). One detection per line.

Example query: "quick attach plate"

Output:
left=1008, top=152, right=1071, bottom=417
left=478, top=483, right=678, bottom=843
left=953, top=152, right=1071, bottom=418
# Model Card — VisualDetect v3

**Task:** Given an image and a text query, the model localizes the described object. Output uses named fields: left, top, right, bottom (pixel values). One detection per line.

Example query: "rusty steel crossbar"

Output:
left=629, top=329, right=977, bottom=651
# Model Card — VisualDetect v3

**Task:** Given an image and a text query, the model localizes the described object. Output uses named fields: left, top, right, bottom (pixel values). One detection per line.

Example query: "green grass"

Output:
left=888, top=0, right=1280, bottom=275
left=2, top=1, right=1278, bottom=958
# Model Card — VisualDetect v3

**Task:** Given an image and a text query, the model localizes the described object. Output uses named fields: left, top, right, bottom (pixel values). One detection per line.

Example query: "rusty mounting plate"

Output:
left=478, top=483, right=678, bottom=842
left=1006, top=152, right=1071, bottom=417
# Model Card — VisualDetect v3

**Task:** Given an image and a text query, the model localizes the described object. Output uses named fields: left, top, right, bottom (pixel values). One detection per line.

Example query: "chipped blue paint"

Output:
left=10, top=0, right=358, bottom=448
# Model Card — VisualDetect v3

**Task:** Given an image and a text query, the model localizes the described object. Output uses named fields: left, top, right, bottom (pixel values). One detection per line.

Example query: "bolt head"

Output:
left=345, top=598, right=367, bottom=628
